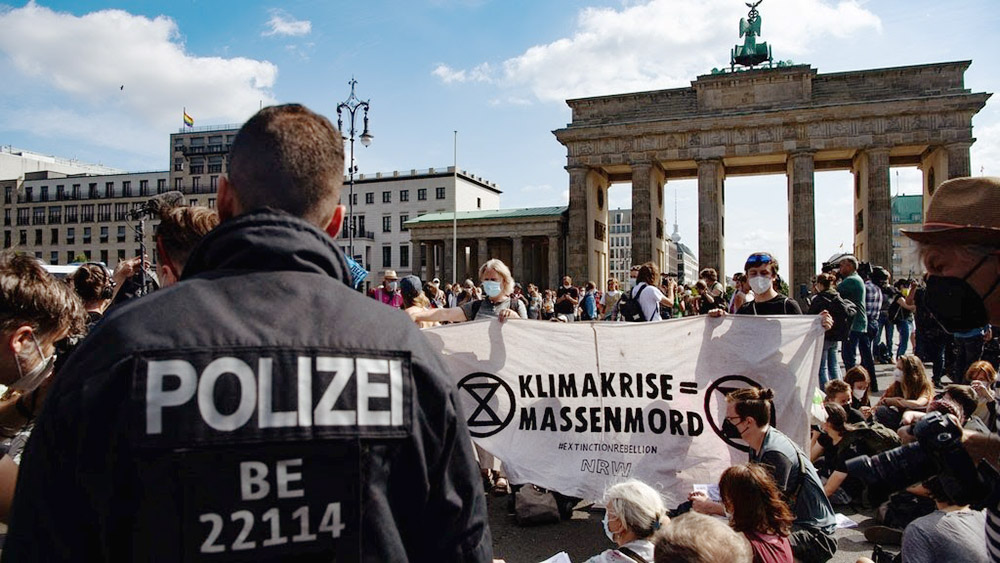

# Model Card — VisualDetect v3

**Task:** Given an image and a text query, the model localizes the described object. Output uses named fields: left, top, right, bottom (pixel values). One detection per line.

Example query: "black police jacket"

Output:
left=3, top=209, right=492, bottom=562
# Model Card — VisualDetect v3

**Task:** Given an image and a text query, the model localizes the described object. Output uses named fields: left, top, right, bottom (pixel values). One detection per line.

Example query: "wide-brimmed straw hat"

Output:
left=901, top=176, right=1000, bottom=246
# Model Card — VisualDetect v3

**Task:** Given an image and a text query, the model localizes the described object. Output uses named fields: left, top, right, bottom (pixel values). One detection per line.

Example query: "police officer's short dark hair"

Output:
left=228, top=104, right=345, bottom=226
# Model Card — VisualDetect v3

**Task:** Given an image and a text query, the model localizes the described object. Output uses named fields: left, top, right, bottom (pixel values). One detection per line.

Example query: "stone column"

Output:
left=425, top=242, right=436, bottom=282
left=630, top=160, right=653, bottom=266
left=697, top=159, right=726, bottom=280
left=946, top=141, right=972, bottom=179
left=443, top=237, right=454, bottom=284
left=511, top=236, right=524, bottom=283
left=410, top=238, right=422, bottom=279
left=866, top=148, right=892, bottom=268
left=548, top=235, right=560, bottom=290
left=787, top=151, right=815, bottom=305
left=566, top=166, right=590, bottom=283
left=477, top=237, right=489, bottom=274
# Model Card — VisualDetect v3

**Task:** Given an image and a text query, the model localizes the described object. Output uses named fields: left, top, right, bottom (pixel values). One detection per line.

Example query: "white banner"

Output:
left=422, top=315, right=824, bottom=504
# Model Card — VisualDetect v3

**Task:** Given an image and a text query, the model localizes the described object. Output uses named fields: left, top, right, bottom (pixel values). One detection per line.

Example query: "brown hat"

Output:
left=901, top=176, right=1000, bottom=246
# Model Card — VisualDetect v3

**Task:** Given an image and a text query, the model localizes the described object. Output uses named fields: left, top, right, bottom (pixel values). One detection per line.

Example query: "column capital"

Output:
left=788, top=149, right=817, bottom=159
left=695, top=157, right=724, bottom=165
left=860, top=145, right=892, bottom=156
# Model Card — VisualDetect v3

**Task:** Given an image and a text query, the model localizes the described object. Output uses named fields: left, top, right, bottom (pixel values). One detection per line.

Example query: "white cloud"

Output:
left=972, top=120, right=1000, bottom=177
left=434, top=0, right=880, bottom=103
left=0, top=3, right=278, bottom=160
left=262, top=10, right=311, bottom=37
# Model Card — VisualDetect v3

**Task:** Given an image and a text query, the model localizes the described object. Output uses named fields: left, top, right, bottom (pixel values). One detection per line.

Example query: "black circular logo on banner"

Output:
left=703, top=375, right=777, bottom=453
left=457, top=372, right=516, bottom=438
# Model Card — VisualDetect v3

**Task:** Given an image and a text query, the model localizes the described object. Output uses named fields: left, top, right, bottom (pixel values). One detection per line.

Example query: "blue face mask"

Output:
left=482, top=280, right=502, bottom=298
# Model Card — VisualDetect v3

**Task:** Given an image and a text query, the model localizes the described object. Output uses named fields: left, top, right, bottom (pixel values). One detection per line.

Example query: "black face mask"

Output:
left=721, top=419, right=744, bottom=440
left=925, top=254, right=1000, bottom=333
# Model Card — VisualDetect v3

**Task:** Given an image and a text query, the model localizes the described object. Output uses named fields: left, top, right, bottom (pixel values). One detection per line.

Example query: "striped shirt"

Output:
left=865, top=280, right=882, bottom=327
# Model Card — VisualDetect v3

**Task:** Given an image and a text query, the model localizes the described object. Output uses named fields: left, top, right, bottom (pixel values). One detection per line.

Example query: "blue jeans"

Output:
left=843, top=331, right=877, bottom=390
left=894, top=319, right=911, bottom=358
left=818, top=340, right=841, bottom=389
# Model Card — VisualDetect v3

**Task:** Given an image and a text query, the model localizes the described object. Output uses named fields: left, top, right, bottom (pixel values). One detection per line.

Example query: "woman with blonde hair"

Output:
left=719, top=463, right=794, bottom=563
left=874, top=354, right=934, bottom=429
left=408, top=258, right=526, bottom=323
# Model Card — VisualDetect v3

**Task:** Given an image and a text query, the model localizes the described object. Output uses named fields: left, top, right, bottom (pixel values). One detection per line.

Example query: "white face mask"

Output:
left=852, top=388, right=866, bottom=400
left=386, top=281, right=398, bottom=291
left=10, top=333, right=56, bottom=394
left=893, top=368, right=904, bottom=382
left=748, top=275, right=771, bottom=295
left=602, top=513, right=615, bottom=543
left=482, top=280, right=502, bottom=298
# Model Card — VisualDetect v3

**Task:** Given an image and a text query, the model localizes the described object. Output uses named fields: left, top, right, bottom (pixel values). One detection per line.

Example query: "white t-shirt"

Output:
left=631, top=283, right=666, bottom=322
left=584, top=539, right=655, bottom=563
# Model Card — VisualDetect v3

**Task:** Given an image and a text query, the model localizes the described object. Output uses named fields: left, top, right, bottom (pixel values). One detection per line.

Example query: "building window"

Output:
left=81, top=204, right=94, bottom=222
left=72, top=184, right=80, bottom=199
left=3, top=231, right=9, bottom=248
left=174, top=158, right=184, bottom=172
left=3, top=187, right=10, bottom=204
left=400, top=190, right=409, bottom=202
left=88, top=183, right=97, bottom=198
left=16, top=209, right=28, bottom=226
left=357, top=216, right=366, bottom=235
left=117, top=225, right=126, bottom=243
left=352, top=193, right=358, bottom=206
left=25, top=186, right=33, bottom=202
left=157, top=179, right=167, bottom=193
left=100, top=249, right=108, bottom=265
left=83, top=227, right=91, bottom=244
left=382, top=191, right=391, bottom=203
left=477, top=197, right=481, bottom=209
left=382, top=216, right=391, bottom=233
left=66, top=227, right=75, bottom=244
left=50, top=251, right=58, bottom=265
left=84, top=250, right=91, bottom=260
left=140, top=180, right=149, bottom=196
left=189, top=199, right=198, bottom=206
left=190, top=160, right=204, bottom=175
left=97, top=203, right=111, bottom=222
left=19, top=230, right=27, bottom=245
left=33, top=207, right=45, bottom=225
left=208, top=198, right=216, bottom=209
left=399, top=214, right=408, bottom=232
left=100, top=226, right=109, bottom=243
left=66, top=251, right=74, bottom=264
left=365, top=192, right=374, bottom=204
left=210, top=176, right=218, bottom=190
left=417, top=188, right=427, bottom=201
left=56, top=185, right=65, bottom=200
left=208, top=157, right=223, bottom=174
left=122, top=181, right=132, bottom=197
left=192, top=177, right=200, bottom=191
left=436, top=187, right=446, bottom=200
left=118, top=249, right=126, bottom=262
left=40, top=186, right=49, bottom=201
left=105, top=182, right=114, bottom=198
left=50, top=228, right=58, bottom=244
left=34, top=229, right=42, bottom=245
left=382, top=246, right=392, bottom=268
left=115, top=203, right=129, bottom=221
left=3, top=209, right=8, bottom=226
left=175, top=178, right=183, bottom=190
left=400, top=244, right=409, bottom=268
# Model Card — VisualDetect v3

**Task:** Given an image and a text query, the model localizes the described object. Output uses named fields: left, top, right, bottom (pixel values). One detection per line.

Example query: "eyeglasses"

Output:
left=724, top=416, right=744, bottom=424
left=745, top=253, right=773, bottom=267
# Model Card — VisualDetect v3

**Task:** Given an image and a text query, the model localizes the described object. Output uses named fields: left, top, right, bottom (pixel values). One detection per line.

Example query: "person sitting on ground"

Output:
left=965, top=360, right=997, bottom=431
left=900, top=475, right=988, bottom=563
left=400, top=275, right=437, bottom=329
left=0, top=252, right=86, bottom=522
left=719, top=463, right=795, bottom=563
left=689, top=387, right=838, bottom=563
left=409, top=259, right=525, bottom=324
left=654, top=511, right=753, bottom=563
left=154, top=204, right=220, bottom=287
left=898, top=384, right=989, bottom=441
left=814, top=403, right=899, bottom=505
left=844, top=366, right=873, bottom=413
left=823, top=380, right=866, bottom=423
left=585, top=479, right=667, bottom=563
left=874, top=354, right=934, bottom=430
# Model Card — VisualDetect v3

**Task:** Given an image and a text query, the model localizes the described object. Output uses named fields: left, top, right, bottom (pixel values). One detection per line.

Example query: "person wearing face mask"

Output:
left=409, top=259, right=526, bottom=324
left=373, top=269, right=403, bottom=308
left=0, top=252, right=86, bottom=523
left=689, top=387, right=837, bottom=563
left=873, top=355, right=934, bottom=430
left=843, top=366, right=873, bottom=414
left=901, top=177, right=1000, bottom=563
left=585, top=479, right=667, bottom=563
left=807, top=272, right=856, bottom=388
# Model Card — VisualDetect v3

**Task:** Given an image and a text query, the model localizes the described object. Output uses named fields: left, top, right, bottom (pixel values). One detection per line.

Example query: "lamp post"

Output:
left=336, top=77, right=373, bottom=262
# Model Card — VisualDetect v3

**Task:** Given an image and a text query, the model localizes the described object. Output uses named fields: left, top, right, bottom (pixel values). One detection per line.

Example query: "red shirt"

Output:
left=745, top=531, right=793, bottom=563
left=374, top=288, right=403, bottom=308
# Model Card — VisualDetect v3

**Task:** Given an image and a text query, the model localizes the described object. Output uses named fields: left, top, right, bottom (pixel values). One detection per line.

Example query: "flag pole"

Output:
left=452, top=130, right=458, bottom=286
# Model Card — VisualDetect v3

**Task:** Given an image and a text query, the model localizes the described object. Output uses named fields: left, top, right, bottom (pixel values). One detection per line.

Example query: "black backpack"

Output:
left=619, top=284, right=652, bottom=322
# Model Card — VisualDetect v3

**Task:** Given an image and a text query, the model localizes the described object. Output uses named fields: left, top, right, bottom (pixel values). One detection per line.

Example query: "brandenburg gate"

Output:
left=554, top=60, right=990, bottom=294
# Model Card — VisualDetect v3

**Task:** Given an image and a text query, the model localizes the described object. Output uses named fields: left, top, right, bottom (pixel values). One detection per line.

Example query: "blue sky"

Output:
left=0, top=0, right=998, bottom=276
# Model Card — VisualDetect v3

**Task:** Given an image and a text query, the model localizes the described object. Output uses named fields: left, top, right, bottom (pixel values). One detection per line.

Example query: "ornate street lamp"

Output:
left=336, top=78, right=373, bottom=261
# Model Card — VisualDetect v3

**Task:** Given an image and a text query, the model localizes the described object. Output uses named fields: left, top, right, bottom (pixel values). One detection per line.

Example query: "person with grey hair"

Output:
left=585, top=479, right=667, bottom=563
left=408, top=258, right=526, bottom=324
left=654, top=511, right=753, bottom=563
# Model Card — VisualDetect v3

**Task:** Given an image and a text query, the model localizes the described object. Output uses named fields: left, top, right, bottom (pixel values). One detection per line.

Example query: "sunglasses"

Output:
left=745, top=253, right=773, bottom=267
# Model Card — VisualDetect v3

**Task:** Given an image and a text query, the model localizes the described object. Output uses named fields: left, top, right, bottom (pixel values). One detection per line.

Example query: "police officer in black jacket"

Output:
left=3, top=105, right=492, bottom=562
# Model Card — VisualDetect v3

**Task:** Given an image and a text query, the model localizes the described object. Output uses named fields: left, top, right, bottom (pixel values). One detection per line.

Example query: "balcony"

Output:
left=180, top=144, right=230, bottom=157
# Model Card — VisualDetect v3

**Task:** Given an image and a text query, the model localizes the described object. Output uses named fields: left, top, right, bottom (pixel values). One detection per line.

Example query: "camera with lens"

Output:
left=845, top=411, right=998, bottom=507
